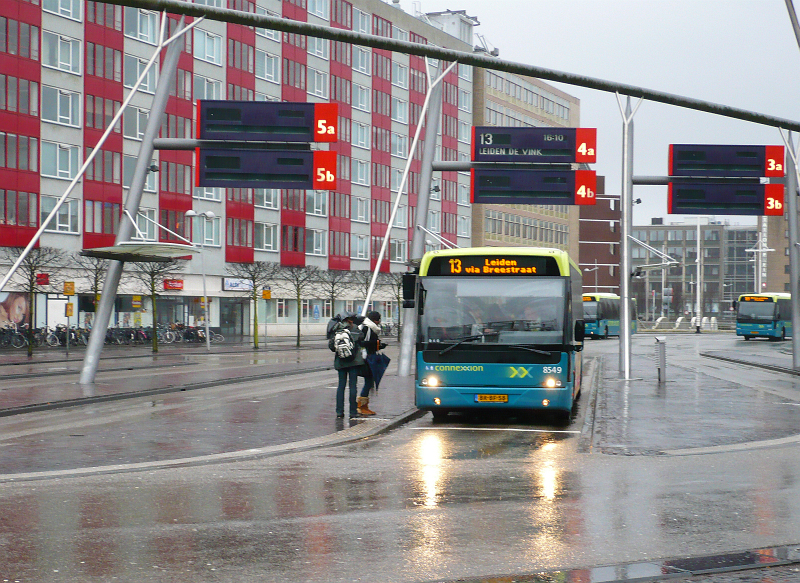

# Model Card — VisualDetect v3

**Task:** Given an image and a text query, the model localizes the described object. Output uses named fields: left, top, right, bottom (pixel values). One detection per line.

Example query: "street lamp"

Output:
left=583, top=260, right=599, bottom=293
left=185, top=209, right=216, bottom=351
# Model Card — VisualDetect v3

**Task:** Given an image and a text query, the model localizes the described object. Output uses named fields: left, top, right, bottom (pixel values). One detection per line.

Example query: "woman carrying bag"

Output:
left=357, top=310, right=388, bottom=416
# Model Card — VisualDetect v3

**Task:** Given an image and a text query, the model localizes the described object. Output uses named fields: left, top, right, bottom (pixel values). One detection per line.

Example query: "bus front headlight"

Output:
left=544, top=378, right=562, bottom=388
left=422, top=376, right=441, bottom=387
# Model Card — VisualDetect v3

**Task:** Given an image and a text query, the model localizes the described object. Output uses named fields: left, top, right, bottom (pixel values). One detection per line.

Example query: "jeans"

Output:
left=360, top=370, right=374, bottom=398
left=336, top=366, right=360, bottom=416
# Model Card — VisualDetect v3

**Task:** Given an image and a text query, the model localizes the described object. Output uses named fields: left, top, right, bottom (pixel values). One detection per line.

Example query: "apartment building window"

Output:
left=42, top=31, right=80, bottom=74
left=40, top=196, right=79, bottom=233
left=393, top=26, right=409, bottom=42
left=353, top=47, right=370, bottom=74
left=124, top=8, right=158, bottom=44
left=86, top=43, right=121, bottom=81
left=85, top=148, right=121, bottom=184
left=458, top=63, right=472, bottom=81
left=308, top=0, right=329, bottom=19
left=41, top=86, right=79, bottom=126
left=395, top=205, right=407, bottom=228
left=329, top=230, right=349, bottom=256
left=391, top=168, right=403, bottom=192
left=277, top=298, right=287, bottom=318
left=308, top=37, right=329, bottom=59
left=86, top=1, right=122, bottom=29
left=1, top=190, right=37, bottom=228
left=352, top=234, right=368, bottom=259
left=281, top=225, right=304, bottom=252
left=123, top=155, right=157, bottom=191
left=353, top=84, right=370, bottom=112
left=254, top=222, right=278, bottom=251
left=391, top=97, right=407, bottom=123
left=194, top=29, right=222, bottom=65
left=43, top=0, right=81, bottom=20
left=194, top=75, right=221, bottom=100
left=307, top=68, right=329, bottom=98
left=306, top=190, right=327, bottom=216
left=353, top=9, right=370, bottom=34
left=194, top=186, right=222, bottom=201
left=85, top=200, right=120, bottom=234
left=330, top=192, right=350, bottom=219
left=255, top=49, right=279, bottom=83
left=255, top=7, right=281, bottom=40
left=458, top=183, right=469, bottom=205
left=131, top=208, right=156, bottom=241
left=353, top=122, right=370, bottom=150
left=390, top=239, right=406, bottom=263
left=0, top=133, right=37, bottom=172
left=306, top=229, right=326, bottom=255
left=124, top=55, right=157, bottom=93
left=283, top=59, right=306, bottom=90
left=255, top=188, right=279, bottom=209
left=427, top=210, right=440, bottom=233
left=41, top=141, right=80, bottom=179
left=0, top=19, right=39, bottom=60
left=391, top=132, right=408, bottom=158
left=392, top=62, right=408, bottom=88
left=458, top=215, right=470, bottom=237
left=458, top=89, right=472, bottom=112
left=0, top=76, right=38, bottom=116
left=457, top=121, right=470, bottom=143
left=352, top=160, right=369, bottom=186
left=352, top=197, right=369, bottom=222
left=123, top=107, right=149, bottom=140
left=227, top=218, right=254, bottom=247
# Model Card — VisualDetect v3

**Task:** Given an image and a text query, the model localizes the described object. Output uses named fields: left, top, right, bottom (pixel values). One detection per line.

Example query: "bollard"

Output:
left=654, top=336, right=666, bottom=382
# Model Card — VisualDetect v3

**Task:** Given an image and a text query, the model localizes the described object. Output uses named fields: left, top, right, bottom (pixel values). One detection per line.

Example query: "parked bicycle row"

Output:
left=0, top=324, right=225, bottom=348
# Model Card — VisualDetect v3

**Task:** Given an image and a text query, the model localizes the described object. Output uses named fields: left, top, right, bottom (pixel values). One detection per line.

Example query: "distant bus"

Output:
left=582, top=293, right=637, bottom=339
left=409, top=246, right=585, bottom=420
left=735, top=293, right=792, bottom=341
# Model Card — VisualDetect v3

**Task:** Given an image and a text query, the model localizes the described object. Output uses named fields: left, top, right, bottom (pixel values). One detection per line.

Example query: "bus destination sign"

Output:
left=472, top=127, right=596, bottom=164
left=740, top=295, right=773, bottom=302
left=426, top=254, right=559, bottom=277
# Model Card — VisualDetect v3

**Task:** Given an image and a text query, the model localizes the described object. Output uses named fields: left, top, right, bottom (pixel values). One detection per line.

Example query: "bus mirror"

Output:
left=402, top=273, right=416, bottom=307
left=575, top=320, right=586, bottom=342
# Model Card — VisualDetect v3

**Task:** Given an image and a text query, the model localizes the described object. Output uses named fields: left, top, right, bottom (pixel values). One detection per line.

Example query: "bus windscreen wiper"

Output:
left=507, top=344, right=552, bottom=355
left=438, top=331, right=499, bottom=356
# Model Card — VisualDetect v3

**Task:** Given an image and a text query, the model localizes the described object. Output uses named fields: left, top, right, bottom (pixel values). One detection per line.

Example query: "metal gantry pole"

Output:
left=79, top=18, right=187, bottom=385
left=398, top=61, right=446, bottom=378
left=783, top=131, right=800, bottom=369
left=616, top=94, right=641, bottom=379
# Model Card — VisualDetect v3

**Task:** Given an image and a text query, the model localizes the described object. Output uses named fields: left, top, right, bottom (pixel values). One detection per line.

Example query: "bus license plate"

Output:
left=475, top=394, right=508, bottom=403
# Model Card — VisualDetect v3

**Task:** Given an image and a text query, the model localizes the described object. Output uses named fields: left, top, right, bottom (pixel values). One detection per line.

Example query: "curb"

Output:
left=0, top=407, right=425, bottom=483
left=700, top=352, right=800, bottom=376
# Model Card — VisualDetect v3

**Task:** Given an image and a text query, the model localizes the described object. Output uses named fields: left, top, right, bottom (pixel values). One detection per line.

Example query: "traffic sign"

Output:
left=471, top=168, right=596, bottom=205
left=196, top=149, right=337, bottom=189
left=472, top=127, right=596, bottom=164
left=197, top=101, right=338, bottom=142
left=669, top=144, right=784, bottom=177
left=668, top=182, right=784, bottom=216
left=64, top=281, right=75, bottom=296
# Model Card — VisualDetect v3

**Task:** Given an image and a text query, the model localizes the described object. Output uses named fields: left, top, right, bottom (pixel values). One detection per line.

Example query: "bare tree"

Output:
left=73, top=253, right=108, bottom=298
left=277, top=265, right=320, bottom=348
left=128, top=259, right=186, bottom=352
left=226, top=260, right=281, bottom=348
left=350, top=270, right=373, bottom=309
left=315, top=268, right=351, bottom=321
left=0, top=246, right=64, bottom=356
left=384, top=271, right=405, bottom=336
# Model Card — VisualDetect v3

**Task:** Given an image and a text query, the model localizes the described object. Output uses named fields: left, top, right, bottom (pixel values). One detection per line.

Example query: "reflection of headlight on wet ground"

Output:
left=419, top=433, right=443, bottom=508
left=540, top=464, right=557, bottom=501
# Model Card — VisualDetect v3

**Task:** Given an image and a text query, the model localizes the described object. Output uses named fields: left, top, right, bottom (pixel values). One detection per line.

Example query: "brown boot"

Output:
left=357, top=396, right=376, bottom=415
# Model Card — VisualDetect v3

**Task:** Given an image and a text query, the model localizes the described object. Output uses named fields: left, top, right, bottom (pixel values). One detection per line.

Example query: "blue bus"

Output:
left=409, top=247, right=585, bottom=420
left=735, top=293, right=792, bottom=341
left=582, top=293, right=637, bottom=339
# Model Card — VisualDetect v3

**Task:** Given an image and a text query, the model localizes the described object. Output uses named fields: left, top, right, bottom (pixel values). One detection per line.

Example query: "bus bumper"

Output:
left=416, top=385, right=574, bottom=413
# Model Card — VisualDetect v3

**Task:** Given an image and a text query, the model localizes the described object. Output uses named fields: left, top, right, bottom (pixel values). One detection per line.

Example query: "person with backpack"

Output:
left=356, top=310, right=387, bottom=416
left=329, top=312, right=365, bottom=418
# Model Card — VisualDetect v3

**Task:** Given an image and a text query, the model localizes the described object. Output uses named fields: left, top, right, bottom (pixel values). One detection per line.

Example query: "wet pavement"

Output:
left=1, top=333, right=800, bottom=582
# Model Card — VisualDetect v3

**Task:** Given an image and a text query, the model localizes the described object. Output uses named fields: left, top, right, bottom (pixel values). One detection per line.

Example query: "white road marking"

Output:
left=411, top=426, right=581, bottom=434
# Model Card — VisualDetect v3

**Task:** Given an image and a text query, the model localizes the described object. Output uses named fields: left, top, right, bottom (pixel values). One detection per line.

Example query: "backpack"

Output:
left=332, top=328, right=355, bottom=360
left=326, top=314, right=342, bottom=340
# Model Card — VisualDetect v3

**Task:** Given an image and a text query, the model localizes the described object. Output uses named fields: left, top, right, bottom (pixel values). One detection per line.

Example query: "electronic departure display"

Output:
left=472, top=127, right=596, bottom=164
left=739, top=296, right=773, bottom=302
left=198, top=101, right=338, bottom=142
left=426, top=254, right=560, bottom=277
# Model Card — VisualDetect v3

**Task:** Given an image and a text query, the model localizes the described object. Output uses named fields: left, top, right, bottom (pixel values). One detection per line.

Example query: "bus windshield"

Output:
left=420, top=277, right=566, bottom=345
left=737, top=301, right=777, bottom=322
left=583, top=301, right=598, bottom=322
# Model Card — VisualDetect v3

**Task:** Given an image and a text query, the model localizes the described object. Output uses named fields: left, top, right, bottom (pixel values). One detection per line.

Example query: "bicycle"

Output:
left=209, top=330, right=225, bottom=343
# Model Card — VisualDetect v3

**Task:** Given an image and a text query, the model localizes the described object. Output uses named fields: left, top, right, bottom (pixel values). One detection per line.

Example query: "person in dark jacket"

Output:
left=333, top=312, right=365, bottom=418
left=357, top=310, right=387, bottom=415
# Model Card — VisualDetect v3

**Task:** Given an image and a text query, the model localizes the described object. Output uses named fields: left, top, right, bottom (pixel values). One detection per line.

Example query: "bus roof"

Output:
left=738, top=293, right=791, bottom=301
left=419, top=246, right=578, bottom=277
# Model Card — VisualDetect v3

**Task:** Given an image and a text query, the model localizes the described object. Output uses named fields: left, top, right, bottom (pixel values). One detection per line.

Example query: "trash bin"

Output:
left=654, top=336, right=666, bottom=382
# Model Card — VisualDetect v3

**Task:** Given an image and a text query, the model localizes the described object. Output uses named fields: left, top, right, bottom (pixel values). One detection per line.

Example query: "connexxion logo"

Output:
left=508, top=366, right=532, bottom=378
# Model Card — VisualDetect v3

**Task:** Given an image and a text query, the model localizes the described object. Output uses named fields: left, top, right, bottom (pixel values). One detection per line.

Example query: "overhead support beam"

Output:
left=94, top=0, right=800, bottom=132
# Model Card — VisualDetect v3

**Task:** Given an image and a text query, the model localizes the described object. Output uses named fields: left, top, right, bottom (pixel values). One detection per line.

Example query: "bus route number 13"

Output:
left=449, top=258, right=462, bottom=274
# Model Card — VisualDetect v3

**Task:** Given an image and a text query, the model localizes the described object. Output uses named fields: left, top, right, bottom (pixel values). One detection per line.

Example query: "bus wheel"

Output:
left=743, top=336, right=750, bottom=340
left=782, top=328, right=787, bottom=341
left=603, top=326, right=609, bottom=339
left=431, top=410, right=449, bottom=421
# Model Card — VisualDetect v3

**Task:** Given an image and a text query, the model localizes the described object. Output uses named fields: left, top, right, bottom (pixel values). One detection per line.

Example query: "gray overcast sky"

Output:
left=399, top=0, right=799, bottom=226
